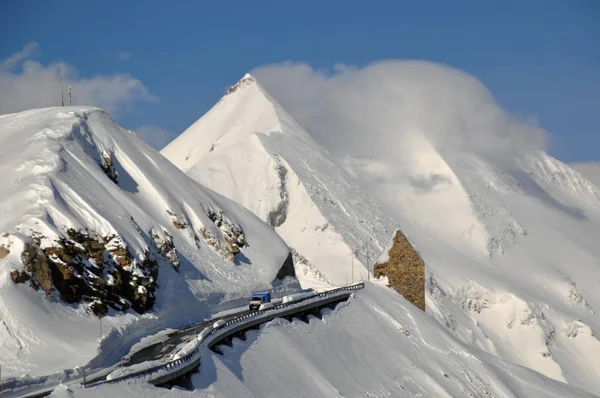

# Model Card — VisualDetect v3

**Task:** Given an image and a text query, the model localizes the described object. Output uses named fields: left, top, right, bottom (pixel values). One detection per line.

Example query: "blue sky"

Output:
left=1, top=0, right=598, bottom=161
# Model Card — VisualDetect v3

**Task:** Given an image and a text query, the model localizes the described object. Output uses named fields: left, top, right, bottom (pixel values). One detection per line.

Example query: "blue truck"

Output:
left=248, top=291, right=271, bottom=311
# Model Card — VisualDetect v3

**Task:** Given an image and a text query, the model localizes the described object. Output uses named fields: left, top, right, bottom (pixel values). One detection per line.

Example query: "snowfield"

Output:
left=49, top=284, right=596, bottom=398
left=0, top=107, right=290, bottom=379
left=570, top=162, right=600, bottom=190
left=161, top=74, right=396, bottom=287
left=163, top=68, right=600, bottom=395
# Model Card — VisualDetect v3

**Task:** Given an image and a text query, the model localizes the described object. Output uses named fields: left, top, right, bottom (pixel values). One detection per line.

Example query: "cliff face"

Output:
left=374, top=230, right=425, bottom=310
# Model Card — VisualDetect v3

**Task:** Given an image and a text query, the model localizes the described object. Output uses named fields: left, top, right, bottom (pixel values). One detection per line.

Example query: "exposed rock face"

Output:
left=100, top=150, right=118, bottom=184
left=267, top=159, right=289, bottom=228
left=11, top=269, right=31, bottom=284
left=16, top=229, right=159, bottom=317
left=20, top=242, right=54, bottom=295
left=200, top=209, right=247, bottom=262
left=151, top=229, right=180, bottom=272
left=374, top=230, right=426, bottom=311
left=0, top=245, right=9, bottom=258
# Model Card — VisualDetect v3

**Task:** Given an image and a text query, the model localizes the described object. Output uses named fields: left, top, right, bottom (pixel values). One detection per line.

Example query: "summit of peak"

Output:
left=223, top=72, right=259, bottom=97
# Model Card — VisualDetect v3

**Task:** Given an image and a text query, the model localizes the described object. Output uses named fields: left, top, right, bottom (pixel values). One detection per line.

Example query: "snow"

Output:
left=49, top=284, right=596, bottom=397
left=163, top=73, right=600, bottom=395
left=0, top=107, right=290, bottom=379
left=342, top=145, right=600, bottom=395
left=161, top=74, right=396, bottom=288
left=570, top=162, right=600, bottom=190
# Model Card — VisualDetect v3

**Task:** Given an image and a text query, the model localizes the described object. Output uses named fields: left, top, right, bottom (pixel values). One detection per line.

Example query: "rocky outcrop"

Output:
left=0, top=245, right=9, bottom=259
left=11, top=269, right=31, bottom=284
left=100, top=150, right=118, bottom=184
left=166, top=209, right=187, bottom=230
left=1, top=232, right=12, bottom=259
left=20, top=242, right=54, bottom=295
left=374, top=230, right=425, bottom=311
left=200, top=209, right=247, bottom=262
left=151, top=229, right=180, bottom=272
left=15, top=229, right=159, bottom=317
left=267, top=159, right=289, bottom=228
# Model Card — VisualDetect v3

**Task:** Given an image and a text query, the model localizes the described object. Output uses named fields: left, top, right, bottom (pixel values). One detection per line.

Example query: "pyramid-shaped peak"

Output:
left=224, top=72, right=258, bottom=97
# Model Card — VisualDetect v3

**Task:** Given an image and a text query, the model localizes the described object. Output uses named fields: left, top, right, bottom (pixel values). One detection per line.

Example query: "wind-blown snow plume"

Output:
left=253, top=61, right=548, bottom=166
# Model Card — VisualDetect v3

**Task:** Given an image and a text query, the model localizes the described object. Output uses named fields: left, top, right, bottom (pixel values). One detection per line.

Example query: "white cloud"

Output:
left=133, top=125, right=174, bottom=150
left=0, top=42, right=157, bottom=116
left=252, top=60, right=548, bottom=166
left=0, top=42, right=39, bottom=70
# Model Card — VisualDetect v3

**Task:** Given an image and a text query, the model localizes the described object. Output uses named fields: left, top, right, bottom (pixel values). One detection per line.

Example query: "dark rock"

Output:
left=21, top=242, right=54, bottom=295
left=100, top=152, right=118, bottom=184
left=15, top=230, right=159, bottom=317
left=275, top=251, right=296, bottom=280
left=172, top=220, right=187, bottom=229
left=0, top=245, right=9, bottom=259
left=90, top=301, right=108, bottom=317
left=11, top=269, right=30, bottom=284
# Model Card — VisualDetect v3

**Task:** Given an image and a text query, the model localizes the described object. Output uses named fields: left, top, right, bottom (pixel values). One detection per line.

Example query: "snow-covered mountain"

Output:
left=161, top=74, right=396, bottom=287
left=163, top=71, right=600, bottom=395
left=0, top=107, right=292, bottom=378
left=341, top=133, right=600, bottom=395
left=571, top=162, right=600, bottom=190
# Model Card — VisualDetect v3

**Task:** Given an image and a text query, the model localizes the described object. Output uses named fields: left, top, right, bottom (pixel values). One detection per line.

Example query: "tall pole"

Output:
left=60, top=62, right=64, bottom=107
left=68, top=85, right=72, bottom=106
left=351, top=248, right=354, bottom=284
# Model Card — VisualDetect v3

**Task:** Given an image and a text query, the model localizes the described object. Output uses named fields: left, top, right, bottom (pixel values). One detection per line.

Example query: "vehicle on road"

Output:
left=249, top=291, right=271, bottom=311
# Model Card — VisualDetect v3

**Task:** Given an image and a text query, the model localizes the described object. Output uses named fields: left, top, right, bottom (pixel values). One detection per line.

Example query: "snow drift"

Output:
left=0, top=107, right=291, bottom=378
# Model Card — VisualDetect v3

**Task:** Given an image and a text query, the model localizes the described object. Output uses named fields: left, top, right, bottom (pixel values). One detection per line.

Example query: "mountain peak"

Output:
left=223, top=72, right=258, bottom=97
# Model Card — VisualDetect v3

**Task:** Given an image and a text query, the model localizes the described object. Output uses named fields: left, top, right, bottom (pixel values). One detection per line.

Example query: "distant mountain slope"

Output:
left=0, top=107, right=291, bottom=378
left=337, top=132, right=600, bottom=396
left=570, top=161, right=600, bottom=190
left=162, top=75, right=397, bottom=287
left=55, top=284, right=596, bottom=398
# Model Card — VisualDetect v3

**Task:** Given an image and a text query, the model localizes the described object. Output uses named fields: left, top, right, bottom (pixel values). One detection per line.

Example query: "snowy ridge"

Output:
left=162, top=75, right=396, bottom=286
left=0, top=107, right=290, bottom=378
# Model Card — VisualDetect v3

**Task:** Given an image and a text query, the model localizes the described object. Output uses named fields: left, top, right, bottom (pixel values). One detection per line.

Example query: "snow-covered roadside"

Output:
left=50, top=284, right=596, bottom=398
